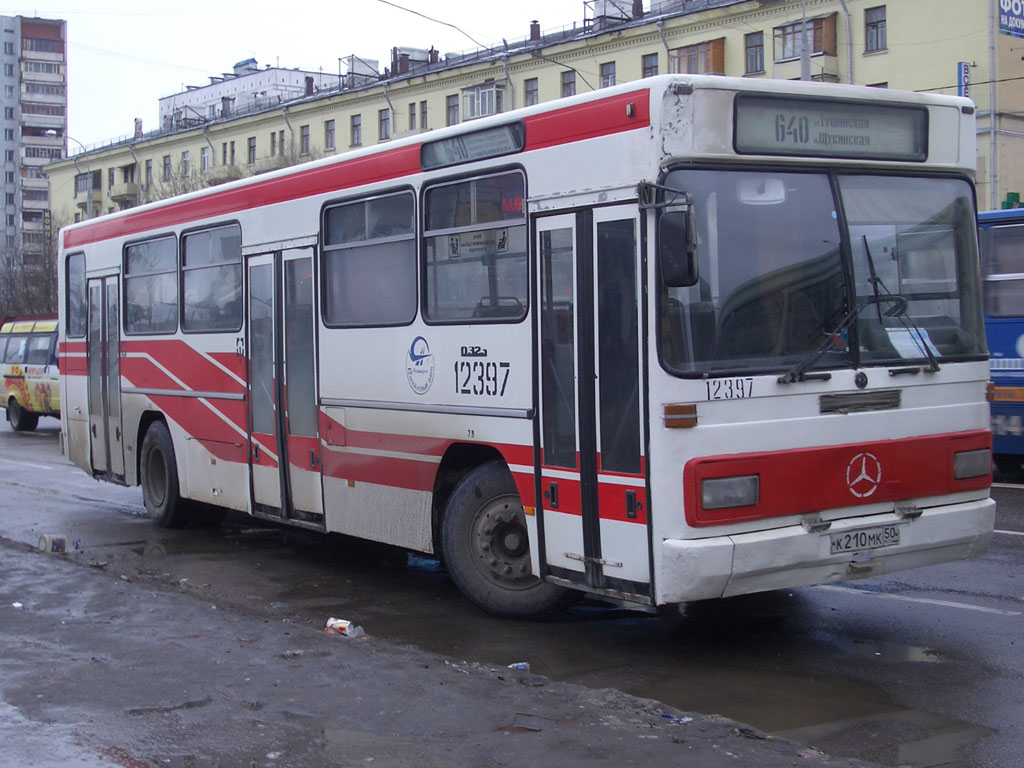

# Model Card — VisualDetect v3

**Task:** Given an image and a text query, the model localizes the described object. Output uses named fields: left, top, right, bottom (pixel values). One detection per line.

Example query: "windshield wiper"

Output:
left=861, top=236, right=941, bottom=374
left=777, top=294, right=906, bottom=384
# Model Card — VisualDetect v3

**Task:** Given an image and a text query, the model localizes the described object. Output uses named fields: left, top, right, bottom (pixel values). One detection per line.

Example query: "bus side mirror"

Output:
left=659, top=206, right=698, bottom=287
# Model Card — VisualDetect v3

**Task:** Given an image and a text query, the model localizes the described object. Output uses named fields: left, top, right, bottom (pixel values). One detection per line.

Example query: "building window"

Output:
left=182, top=150, right=191, bottom=176
left=278, top=130, right=285, bottom=156
left=669, top=39, right=725, bottom=75
left=162, top=155, right=171, bottom=182
left=446, top=95, right=459, bottom=126
left=409, top=102, right=416, bottom=132
left=351, top=114, right=362, bottom=146
left=230, top=141, right=236, bottom=165
left=378, top=109, right=391, bottom=141
left=865, top=6, right=886, bottom=52
left=642, top=53, right=659, bottom=78
left=462, top=83, right=504, bottom=120
left=325, top=119, right=335, bottom=150
left=300, top=125, right=310, bottom=156
left=247, top=137, right=256, bottom=165
left=745, top=32, right=765, bottom=74
left=561, top=70, right=576, bottom=98
left=270, top=131, right=277, bottom=157
left=201, top=146, right=211, bottom=172
left=145, top=159, right=153, bottom=186
left=420, top=100, right=428, bottom=131
left=600, top=62, right=616, bottom=88
left=524, top=78, right=539, bottom=106
left=774, top=17, right=834, bottom=61
left=222, top=143, right=228, bottom=166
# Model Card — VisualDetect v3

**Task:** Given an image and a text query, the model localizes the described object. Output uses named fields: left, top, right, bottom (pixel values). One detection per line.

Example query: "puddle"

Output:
left=839, top=638, right=944, bottom=663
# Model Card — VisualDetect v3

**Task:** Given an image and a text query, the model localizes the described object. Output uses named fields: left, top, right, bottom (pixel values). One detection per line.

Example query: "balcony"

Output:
left=22, top=196, right=50, bottom=212
left=772, top=54, right=839, bottom=82
left=75, top=188, right=103, bottom=214
left=109, top=181, right=140, bottom=206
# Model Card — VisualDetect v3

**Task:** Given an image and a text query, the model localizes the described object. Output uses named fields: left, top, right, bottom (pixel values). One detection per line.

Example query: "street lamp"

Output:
left=46, top=130, right=93, bottom=220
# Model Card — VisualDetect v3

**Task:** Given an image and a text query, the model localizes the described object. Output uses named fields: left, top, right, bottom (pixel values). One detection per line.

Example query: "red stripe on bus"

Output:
left=145, top=393, right=248, bottom=462
left=684, top=430, right=992, bottom=527
left=63, top=144, right=423, bottom=249
left=524, top=90, right=650, bottom=151
left=122, top=340, right=245, bottom=398
left=59, top=356, right=88, bottom=376
left=61, top=90, right=651, bottom=250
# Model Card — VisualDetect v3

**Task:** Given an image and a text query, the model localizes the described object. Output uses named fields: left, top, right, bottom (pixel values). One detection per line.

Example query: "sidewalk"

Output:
left=0, top=537, right=880, bottom=768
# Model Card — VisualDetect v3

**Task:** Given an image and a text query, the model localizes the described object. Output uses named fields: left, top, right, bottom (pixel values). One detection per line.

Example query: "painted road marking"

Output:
left=817, top=585, right=1021, bottom=616
left=995, top=529, right=1024, bottom=537
left=0, top=457, right=53, bottom=469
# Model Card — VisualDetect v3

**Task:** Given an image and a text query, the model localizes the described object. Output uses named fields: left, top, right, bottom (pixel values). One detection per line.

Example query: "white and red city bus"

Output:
left=58, top=75, right=994, bottom=618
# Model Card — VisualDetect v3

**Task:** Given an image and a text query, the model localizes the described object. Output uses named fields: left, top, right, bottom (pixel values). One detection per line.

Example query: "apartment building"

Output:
left=45, top=0, right=1024, bottom=220
left=1, top=15, right=66, bottom=286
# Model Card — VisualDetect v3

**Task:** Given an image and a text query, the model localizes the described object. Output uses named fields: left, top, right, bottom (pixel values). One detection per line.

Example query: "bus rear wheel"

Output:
left=442, top=460, right=574, bottom=619
left=139, top=421, right=191, bottom=528
left=7, top=398, right=38, bottom=432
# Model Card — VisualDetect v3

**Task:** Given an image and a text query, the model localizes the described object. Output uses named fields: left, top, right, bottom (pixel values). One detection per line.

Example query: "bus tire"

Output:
left=442, top=460, right=575, bottom=619
left=139, top=421, right=191, bottom=528
left=7, top=398, right=38, bottom=432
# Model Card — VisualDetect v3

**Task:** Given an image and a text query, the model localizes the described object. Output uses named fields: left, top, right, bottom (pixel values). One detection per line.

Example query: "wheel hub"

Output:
left=471, top=495, right=535, bottom=589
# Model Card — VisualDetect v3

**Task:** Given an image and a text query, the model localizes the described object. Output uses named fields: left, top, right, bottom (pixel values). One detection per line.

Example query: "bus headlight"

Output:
left=701, top=475, right=759, bottom=510
left=953, top=449, right=990, bottom=480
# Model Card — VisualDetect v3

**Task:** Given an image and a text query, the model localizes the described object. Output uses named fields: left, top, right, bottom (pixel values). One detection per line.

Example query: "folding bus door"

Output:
left=246, top=248, right=323, bottom=526
left=86, top=275, right=125, bottom=480
left=536, top=205, right=651, bottom=604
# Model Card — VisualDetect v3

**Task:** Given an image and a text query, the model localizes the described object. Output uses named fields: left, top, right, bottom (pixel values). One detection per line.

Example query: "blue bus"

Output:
left=980, top=208, right=1024, bottom=479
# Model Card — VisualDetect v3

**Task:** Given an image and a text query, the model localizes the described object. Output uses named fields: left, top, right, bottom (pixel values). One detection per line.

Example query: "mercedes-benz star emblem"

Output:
left=846, top=452, right=882, bottom=498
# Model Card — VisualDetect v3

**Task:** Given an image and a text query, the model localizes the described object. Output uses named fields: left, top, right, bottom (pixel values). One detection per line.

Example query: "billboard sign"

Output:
left=1000, top=0, right=1024, bottom=38
left=958, top=62, right=971, bottom=98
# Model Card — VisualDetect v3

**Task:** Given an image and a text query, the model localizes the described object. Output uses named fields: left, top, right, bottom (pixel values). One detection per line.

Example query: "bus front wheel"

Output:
left=442, top=460, right=574, bottom=619
left=139, top=421, right=190, bottom=528
left=7, top=398, right=38, bottom=432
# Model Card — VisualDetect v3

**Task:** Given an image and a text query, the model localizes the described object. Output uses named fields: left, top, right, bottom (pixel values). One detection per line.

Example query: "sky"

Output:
left=12, top=0, right=589, bottom=150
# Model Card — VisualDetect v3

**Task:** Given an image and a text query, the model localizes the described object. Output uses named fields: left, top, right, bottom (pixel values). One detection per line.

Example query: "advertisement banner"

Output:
left=1000, top=0, right=1024, bottom=38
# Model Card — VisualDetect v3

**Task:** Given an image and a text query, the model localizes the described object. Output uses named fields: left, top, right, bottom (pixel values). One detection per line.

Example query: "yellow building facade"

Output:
left=46, top=0, right=1024, bottom=217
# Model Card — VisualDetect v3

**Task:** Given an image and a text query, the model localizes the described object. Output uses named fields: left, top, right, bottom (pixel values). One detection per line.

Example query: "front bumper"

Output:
left=656, top=497, right=996, bottom=604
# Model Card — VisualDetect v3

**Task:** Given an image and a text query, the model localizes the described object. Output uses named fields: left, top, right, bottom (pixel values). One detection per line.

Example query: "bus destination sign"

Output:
left=734, top=95, right=928, bottom=162
left=421, top=122, right=526, bottom=170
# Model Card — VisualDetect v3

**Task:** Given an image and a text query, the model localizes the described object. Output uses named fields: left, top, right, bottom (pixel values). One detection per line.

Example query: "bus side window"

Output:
left=4, top=336, right=27, bottom=364
left=27, top=335, right=51, bottom=365
left=423, top=171, right=528, bottom=323
left=322, top=190, right=417, bottom=327
left=66, top=252, right=88, bottom=338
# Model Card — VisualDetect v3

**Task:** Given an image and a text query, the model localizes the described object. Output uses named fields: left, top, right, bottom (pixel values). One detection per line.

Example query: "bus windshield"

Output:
left=659, top=170, right=986, bottom=376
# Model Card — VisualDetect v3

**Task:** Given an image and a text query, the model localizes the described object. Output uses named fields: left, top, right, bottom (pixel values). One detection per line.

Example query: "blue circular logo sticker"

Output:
left=406, top=336, right=435, bottom=395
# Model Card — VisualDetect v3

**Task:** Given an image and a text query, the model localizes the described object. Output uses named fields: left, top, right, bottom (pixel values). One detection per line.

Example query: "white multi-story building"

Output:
left=158, top=58, right=344, bottom=132
left=1, top=14, right=66, bottom=286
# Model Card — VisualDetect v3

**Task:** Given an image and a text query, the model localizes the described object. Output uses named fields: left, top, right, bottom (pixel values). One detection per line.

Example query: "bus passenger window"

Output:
left=125, top=236, right=178, bottom=334
left=322, top=190, right=416, bottom=327
left=66, top=252, right=87, bottom=338
left=423, top=171, right=527, bottom=322
left=4, top=336, right=27, bottom=364
left=182, top=224, right=242, bottom=332
left=27, top=335, right=51, bottom=365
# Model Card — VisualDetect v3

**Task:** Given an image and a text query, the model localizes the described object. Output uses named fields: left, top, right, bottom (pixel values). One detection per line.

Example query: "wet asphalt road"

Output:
left=1, top=418, right=1022, bottom=768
